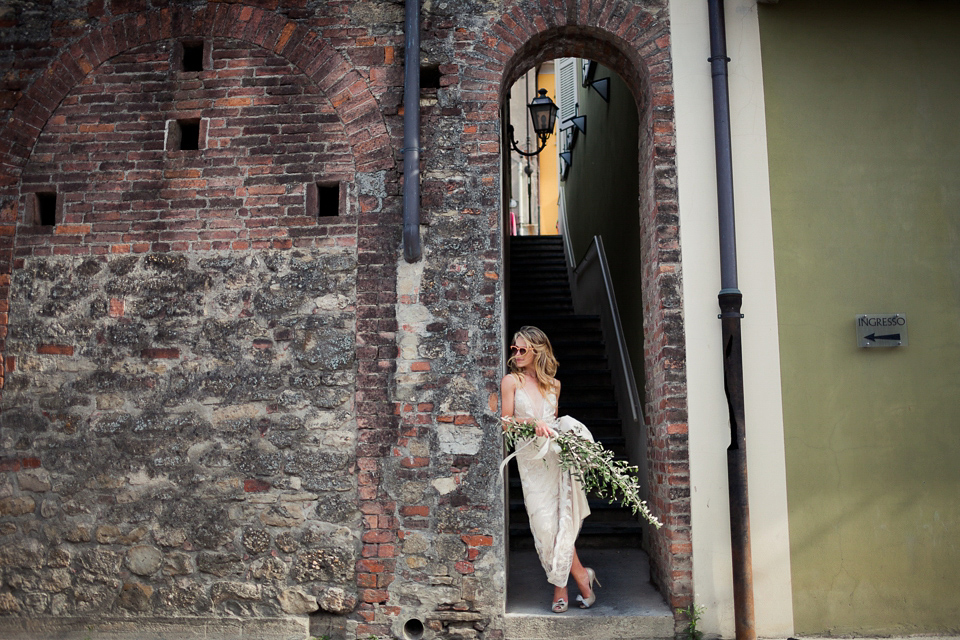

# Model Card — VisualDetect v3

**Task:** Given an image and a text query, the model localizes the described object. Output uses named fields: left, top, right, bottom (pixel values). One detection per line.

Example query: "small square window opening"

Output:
left=168, top=119, right=202, bottom=151
left=421, top=65, right=442, bottom=90
left=178, top=120, right=200, bottom=150
left=182, top=41, right=205, bottom=72
left=35, top=192, right=58, bottom=226
left=307, top=182, right=341, bottom=218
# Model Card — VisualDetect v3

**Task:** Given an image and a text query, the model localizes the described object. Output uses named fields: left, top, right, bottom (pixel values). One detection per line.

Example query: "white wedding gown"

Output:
left=513, top=384, right=594, bottom=586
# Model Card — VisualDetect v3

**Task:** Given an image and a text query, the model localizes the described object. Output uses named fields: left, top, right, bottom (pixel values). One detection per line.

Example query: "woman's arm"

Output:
left=500, top=374, right=517, bottom=431
left=553, top=379, right=561, bottom=418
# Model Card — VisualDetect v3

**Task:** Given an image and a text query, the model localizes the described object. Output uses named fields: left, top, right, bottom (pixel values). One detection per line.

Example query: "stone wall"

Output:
left=1, top=248, right=360, bottom=620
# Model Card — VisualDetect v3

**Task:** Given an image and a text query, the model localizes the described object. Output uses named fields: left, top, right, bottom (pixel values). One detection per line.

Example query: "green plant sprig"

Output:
left=677, top=602, right=705, bottom=640
left=502, top=418, right=662, bottom=528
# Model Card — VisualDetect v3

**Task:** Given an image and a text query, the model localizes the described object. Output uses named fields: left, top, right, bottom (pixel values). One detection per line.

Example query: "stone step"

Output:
left=557, top=371, right=613, bottom=387
left=510, top=260, right=567, bottom=271
left=509, top=525, right=645, bottom=550
left=509, top=496, right=643, bottom=524
left=508, top=314, right=602, bottom=332
left=510, top=295, right=574, bottom=307
left=559, top=401, right=619, bottom=419
left=509, top=279, right=569, bottom=291
left=510, top=236, right=564, bottom=245
left=511, top=305, right=577, bottom=316
left=505, top=548, right=673, bottom=640
left=554, top=355, right=609, bottom=371
left=508, top=283, right=571, bottom=294
left=0, top=617, right=310, bottom=640
left=510, top=263, right=568, bottom=274
left=560, top=388, right=617, bottom=403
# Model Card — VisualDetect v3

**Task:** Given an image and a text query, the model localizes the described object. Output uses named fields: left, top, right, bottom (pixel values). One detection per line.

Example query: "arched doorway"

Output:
left=501, top=56, right=669, bottom=628
left=481, top=6, right=692, bottom=625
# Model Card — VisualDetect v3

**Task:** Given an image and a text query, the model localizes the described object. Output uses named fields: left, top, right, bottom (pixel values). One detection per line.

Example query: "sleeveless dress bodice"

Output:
left=514, top=384, right=557, bottom=423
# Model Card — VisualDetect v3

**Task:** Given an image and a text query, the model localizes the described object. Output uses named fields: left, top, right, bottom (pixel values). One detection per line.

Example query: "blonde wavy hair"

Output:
left=508, top=325, right=559, bottom=396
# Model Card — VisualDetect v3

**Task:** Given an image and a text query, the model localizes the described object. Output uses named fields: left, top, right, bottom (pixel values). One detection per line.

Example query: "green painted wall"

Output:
left=561, top=64, right=645, bottom=393
left=760, top=1, right=960, bottom=634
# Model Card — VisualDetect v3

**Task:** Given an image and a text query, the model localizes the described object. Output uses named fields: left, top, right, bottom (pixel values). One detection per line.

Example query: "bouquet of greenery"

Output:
left=502, top=418, right=662, bottom=528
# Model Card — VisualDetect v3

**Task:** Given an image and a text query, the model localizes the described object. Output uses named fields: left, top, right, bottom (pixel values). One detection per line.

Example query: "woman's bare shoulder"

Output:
left=500, top=373, right=519, bottom=389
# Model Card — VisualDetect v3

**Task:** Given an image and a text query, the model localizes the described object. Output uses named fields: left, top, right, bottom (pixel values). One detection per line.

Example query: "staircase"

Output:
left=504, top=235, right=672, bottom=639
left=506, top=235, right=644, bottom=549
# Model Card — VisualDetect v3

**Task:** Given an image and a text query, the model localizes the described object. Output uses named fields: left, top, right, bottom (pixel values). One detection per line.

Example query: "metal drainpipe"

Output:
left=402, top=0, right=422, bottom=262
left=707, top=1, right=756, bottom=639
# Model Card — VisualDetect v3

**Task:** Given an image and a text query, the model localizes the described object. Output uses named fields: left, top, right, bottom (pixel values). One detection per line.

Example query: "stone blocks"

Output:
left=1, top=249, right=359, bottom=619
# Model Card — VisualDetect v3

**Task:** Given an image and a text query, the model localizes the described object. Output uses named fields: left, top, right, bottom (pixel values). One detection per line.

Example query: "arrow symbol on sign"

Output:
left=865, top=333, right=901, bottom=341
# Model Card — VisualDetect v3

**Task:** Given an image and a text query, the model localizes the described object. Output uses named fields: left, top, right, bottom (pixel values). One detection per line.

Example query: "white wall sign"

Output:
left=856, top=314, right=907, bottom=347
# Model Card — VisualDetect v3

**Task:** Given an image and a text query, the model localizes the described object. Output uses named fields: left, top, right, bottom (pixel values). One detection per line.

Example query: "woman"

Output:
left=500, top=326, right=600, bottom=613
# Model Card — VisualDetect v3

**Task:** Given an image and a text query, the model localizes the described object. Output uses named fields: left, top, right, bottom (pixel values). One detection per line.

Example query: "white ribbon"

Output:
left=499, top=431, right=557, bottom=475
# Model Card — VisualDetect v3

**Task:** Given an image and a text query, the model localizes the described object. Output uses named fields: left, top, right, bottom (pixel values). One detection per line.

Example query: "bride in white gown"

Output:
left=501, top=326, right=600, bottom=613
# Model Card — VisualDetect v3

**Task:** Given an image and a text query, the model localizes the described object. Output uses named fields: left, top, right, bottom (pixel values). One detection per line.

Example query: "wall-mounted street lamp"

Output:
left=587, top=77, right=610, bottom=102
left=559, top=150, right=572, bottom=181
left=560, top=112, right=587, bottom=156
left=508, top=88, right=559, bottom=157
left=565, top=115, right=587, bottom=135
left=564, top=126, right=577, bottom=152
left=580, top=60, right=610, bottom=102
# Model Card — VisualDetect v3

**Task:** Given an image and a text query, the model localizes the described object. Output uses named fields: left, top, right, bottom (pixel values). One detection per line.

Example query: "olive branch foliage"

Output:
left=502, top=419, right=661, bottom=529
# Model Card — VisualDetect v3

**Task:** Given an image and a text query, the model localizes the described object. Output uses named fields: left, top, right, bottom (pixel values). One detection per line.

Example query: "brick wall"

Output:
left=0, top=0, right=692, bottom=637
left=0, top=5, right=404, bottom=636
left=17, top=36, right=359, bottom=254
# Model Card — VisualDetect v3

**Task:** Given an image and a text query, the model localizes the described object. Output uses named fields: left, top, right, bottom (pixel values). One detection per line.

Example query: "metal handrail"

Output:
left=559, top=229, right=648, bottom=504
left=557, top=205, right=642, bottom=423
left=558, top=189, right=576, bottom=275
left=572, top=237, right=643, bottom=424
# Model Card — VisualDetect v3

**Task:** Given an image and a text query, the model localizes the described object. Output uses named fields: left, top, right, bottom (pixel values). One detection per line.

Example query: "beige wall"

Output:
left=508, top=69, right=541, bottom=234
left=672, top=0, right=794, bottom=636
left=537, top=67, right=559, bottom=236
left=760, top=1, right=960, bottom=634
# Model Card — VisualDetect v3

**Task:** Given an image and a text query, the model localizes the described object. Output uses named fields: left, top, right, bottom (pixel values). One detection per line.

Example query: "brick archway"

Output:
left=478, top=0, right=691, bottom=614
left=0, top=3, right=392, bottom=394
left=0, top=5, right=390, bottom=176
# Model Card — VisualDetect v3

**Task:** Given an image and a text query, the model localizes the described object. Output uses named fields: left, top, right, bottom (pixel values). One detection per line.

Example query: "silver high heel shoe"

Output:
left=551, top=597, right=568, bottom=613
left=576, top=567, right=601, bottom=609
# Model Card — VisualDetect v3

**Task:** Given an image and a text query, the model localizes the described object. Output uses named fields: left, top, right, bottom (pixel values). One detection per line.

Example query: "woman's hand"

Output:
left=534, top=420, right=556, bottom=438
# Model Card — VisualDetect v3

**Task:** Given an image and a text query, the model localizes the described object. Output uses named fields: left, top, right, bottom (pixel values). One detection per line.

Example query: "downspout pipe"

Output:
left=707, top=2, right=756, bottom=640
left=402, top=0, right=422, bottom=262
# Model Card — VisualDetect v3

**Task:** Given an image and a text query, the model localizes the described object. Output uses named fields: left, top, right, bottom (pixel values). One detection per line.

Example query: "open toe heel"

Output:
left=576, top=568, right=601, bottom=609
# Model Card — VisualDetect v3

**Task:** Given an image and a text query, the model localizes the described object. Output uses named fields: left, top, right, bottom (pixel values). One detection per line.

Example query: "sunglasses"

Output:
left=510, top=346, right=530, bottom=356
